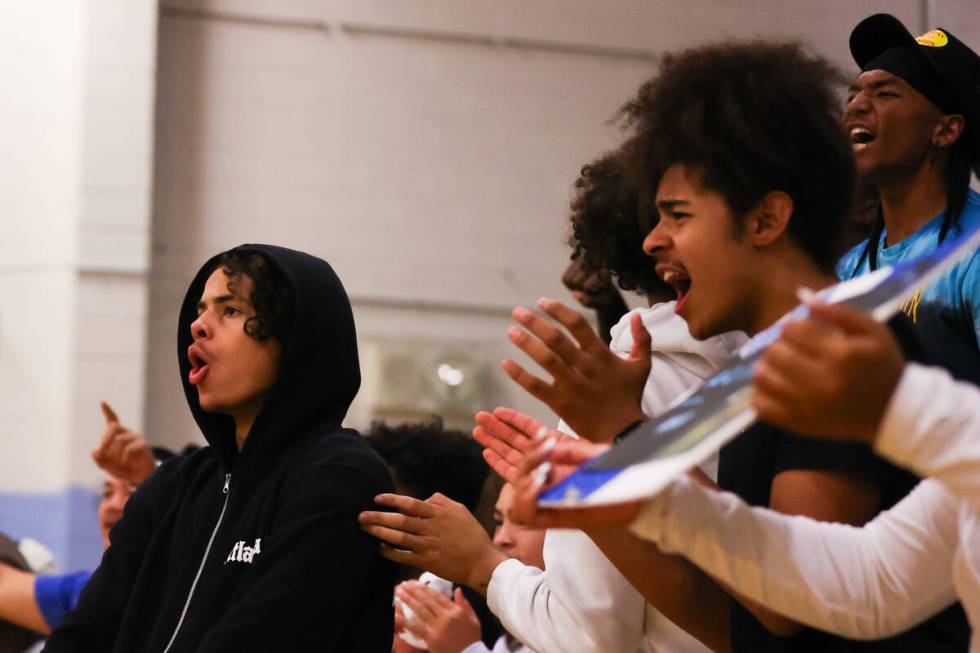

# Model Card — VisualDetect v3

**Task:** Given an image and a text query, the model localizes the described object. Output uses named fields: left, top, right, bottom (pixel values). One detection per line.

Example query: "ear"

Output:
left=747, top=191, right=793, bottom=247
left=932, top=114, right=965, bottom=148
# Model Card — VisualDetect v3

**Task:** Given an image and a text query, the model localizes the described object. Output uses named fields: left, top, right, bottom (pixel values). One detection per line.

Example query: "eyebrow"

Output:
left=197, top=294, right=243, bottom=312
left=849, top=78, right=901, bottom=94
left=657, top=199, right=691, bottom=211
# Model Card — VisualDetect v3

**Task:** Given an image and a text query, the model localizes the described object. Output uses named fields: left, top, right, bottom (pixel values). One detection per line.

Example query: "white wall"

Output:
left=0, top=0, right=157, bottom=570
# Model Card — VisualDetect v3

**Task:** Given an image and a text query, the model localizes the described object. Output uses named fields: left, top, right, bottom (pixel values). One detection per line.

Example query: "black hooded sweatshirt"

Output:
left=44, top=244, right=396, bottom=652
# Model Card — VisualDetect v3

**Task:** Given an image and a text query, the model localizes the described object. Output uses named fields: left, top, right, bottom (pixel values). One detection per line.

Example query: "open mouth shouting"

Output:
left=848, top=124, right=876, bottom=152
left=188, top=345, right=211, bottom=386
left=657, top=263, right=692, bottom=313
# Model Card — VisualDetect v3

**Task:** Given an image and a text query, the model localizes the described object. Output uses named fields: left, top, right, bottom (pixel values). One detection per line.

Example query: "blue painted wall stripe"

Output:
left=0, top=487, right=103, bottom=573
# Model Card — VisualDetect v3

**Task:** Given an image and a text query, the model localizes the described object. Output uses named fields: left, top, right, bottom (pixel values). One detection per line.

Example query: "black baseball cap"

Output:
left=850, top=13, right=979, bottom=117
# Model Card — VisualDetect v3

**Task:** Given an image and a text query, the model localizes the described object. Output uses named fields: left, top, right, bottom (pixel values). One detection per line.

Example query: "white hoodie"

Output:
left=487, top=302, right=746, bottom=653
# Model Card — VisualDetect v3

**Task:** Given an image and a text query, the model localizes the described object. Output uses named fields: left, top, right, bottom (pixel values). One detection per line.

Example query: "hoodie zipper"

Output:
left=162, top=473, right=231, bottom=653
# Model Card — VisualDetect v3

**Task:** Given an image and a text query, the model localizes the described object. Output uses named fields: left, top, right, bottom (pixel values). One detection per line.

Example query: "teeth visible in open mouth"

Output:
left=663, top=271, right=678, bottom=283
left=850, top=127, right=874, bottom=144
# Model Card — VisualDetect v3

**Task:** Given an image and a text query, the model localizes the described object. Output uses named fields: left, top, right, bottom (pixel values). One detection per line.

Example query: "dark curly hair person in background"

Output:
left=365, top=418, right=488, bottom=515
left=563, top=145, right=674, bottom=342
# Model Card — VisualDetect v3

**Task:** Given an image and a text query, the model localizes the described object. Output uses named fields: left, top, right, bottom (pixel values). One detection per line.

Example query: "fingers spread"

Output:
left=537, top=299, right=606, bottom=355
left=482, top=449, right=520, bottom=484
left=491, top=407, right=552, bottom=442
left=474, top=429, right=524, bottom=470
left=513, top=306, right=582, bottom=368
left=500, top=359, right=556, bottom=405
left=473, top=413, right=533, bottom=452
left=507, top=325, right=574, bottom=378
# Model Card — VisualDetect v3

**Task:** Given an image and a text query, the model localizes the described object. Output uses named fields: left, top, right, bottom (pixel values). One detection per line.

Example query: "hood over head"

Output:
left=177, top=244, right=360, bottom=472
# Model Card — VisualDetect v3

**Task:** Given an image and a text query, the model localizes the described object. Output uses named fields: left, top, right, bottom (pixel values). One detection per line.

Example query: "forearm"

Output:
left=585, top=527, right=731, bottom=653
left=0, top=564, right=49, bottom=635
left=877, top=364, right=980, bottom=504
left=630, top=476, right=958, bottom=639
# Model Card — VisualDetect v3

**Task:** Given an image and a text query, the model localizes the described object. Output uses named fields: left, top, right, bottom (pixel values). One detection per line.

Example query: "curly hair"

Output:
left=621, top=41, right=856, bottom=272
left=567, top=147, right=672, bottom=298
left=365, top=418, right=488, bottom=512
left=218, top=250, right=293, bottom=344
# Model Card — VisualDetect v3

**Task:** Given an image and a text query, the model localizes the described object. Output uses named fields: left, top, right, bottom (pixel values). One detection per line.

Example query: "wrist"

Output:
left=467, top=546, right=507, bottom=597
left=594, top=408, right=647, bottom=444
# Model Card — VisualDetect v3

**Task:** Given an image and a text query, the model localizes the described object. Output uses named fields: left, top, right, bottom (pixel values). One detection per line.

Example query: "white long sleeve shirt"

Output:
left=630, top=363, right=980, bottom=650
left=487, top=304, right=745, bottom=653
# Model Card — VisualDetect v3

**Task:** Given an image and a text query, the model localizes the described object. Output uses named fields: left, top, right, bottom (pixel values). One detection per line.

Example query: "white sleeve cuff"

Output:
left=460, top=641, right=492, bottom=653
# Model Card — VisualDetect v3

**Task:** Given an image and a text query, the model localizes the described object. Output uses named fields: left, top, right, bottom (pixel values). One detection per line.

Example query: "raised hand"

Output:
left=502, top=298, right=649, bottom=443
left=91, top=402, right=156, bottom=485
left=395, top=583, right=482, bottom=653
left=472, top=407, right=569, bottom=483
left=751, top=302, right=905, bottom=442
left=358, top=493, right=507, bottom=595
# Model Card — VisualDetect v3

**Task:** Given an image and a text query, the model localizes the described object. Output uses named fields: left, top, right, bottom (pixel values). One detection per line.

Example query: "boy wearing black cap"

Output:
left=841, top=14, right=980, bottom=346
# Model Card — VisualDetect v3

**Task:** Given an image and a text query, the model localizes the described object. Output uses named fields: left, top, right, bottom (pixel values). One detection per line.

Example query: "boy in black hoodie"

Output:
left=44, top=245, right=396, bottom=652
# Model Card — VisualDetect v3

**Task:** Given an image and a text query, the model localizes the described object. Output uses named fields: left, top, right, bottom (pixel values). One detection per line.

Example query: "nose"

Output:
left=190, top=312, right=213, bottom=341
left=493, top=524, right=514, bottom=551
left=642, top=220, right=670, bottom=258
left=109, top=493, right=127, bottom=513
left=845, top=90, right=871, bottom=119
left=102, top=493, right=126, bottom=516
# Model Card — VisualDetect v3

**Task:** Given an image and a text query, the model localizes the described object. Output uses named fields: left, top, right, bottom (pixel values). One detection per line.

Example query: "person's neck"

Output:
left=232, top=399, right=266, bottom=451
left=875, top=162, right=948, bottom=246
left=233, top=418, right=252, bottom=451
left=744, top=251, right=837, bottom=337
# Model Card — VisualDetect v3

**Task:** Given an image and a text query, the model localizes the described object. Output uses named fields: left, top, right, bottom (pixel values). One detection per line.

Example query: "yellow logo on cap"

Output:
left=916, top=29, right=949, bottom=47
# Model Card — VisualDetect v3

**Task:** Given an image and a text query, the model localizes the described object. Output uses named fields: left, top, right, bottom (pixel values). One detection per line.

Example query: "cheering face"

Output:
left=492, top=484, right=546, bottom=569
left=188, top=269, right=282, bottom=421
left=99, top=476, right=135, bottom=549
left=843, top=69, right=946, bottom=181
left=642, top=164, right=758, bottom=340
